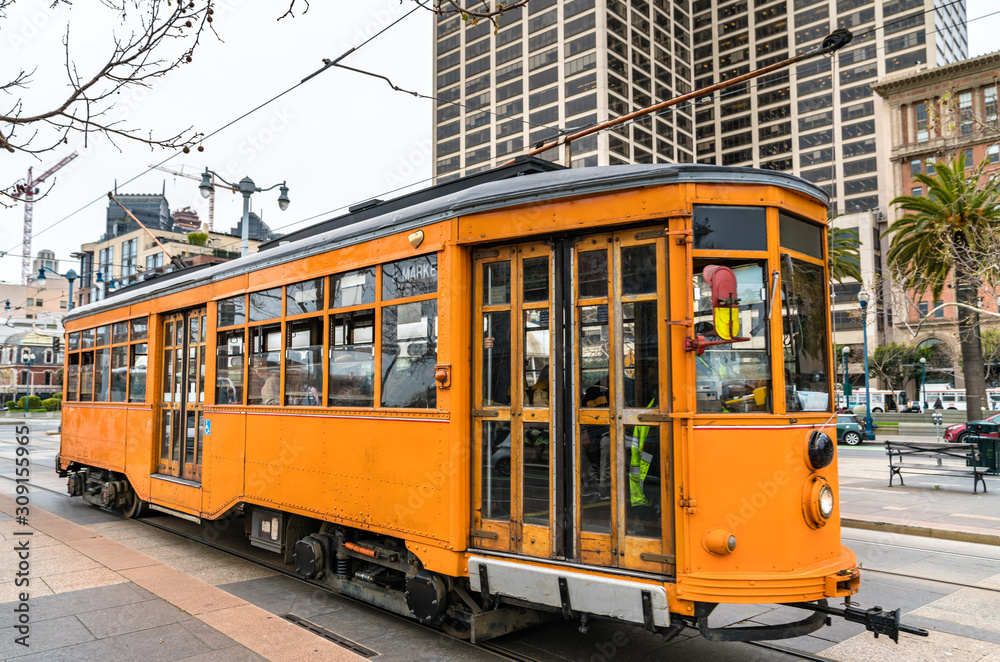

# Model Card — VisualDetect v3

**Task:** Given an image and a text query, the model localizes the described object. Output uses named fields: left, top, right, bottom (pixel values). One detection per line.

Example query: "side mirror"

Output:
left=703, top=265, right=741, bottom=340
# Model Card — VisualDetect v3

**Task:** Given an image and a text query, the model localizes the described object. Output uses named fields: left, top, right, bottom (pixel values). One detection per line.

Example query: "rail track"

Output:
left=0, top=444, right=973, bottom=662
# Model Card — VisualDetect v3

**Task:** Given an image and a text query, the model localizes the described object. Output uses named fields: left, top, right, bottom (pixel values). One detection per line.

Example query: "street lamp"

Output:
left=199, top=169, right=290, bottom=258
left=920, top=356, right=927, bottom=412
left=857, top=289, right=875, bottom=440
left=842, top=345, right=850, bottom=409
left=36, top=266, right=98, bottom=312
left=22, top=352, right=35, bottom=414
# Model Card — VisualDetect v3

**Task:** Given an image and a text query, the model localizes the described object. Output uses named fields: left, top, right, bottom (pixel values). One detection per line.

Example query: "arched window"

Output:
left=917, top=338, right=953, bottom=388
left=44, top=372, right=52, bottom=386
left=44, top=350, right=53, bottom=364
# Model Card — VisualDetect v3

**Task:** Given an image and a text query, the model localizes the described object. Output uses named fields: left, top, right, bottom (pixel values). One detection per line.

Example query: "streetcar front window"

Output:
left=693, top=259, right=770, bottom=414
left=782, top=256, right=831, bottom=411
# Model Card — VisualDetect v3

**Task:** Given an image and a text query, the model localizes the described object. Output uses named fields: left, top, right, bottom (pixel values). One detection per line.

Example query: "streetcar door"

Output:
left=473, top=243, right=554, bottom=558
left=159, top=308, right=208, bottom=482
left=573, top=229, right=670, bottom=571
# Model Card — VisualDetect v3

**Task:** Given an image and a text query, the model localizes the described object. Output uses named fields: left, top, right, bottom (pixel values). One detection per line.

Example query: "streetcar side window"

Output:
left=693, top=259, right=771, bottom=414
left=249, top=287, right=282, bottom=322
left=381, top=255, right=439, bottom=409
left=248, top=324, right=281, bottom=405
left=330, top=311, right=375, bottom=407
left=215, top=330, right=244, bottom=405
left=285, top=318, right=323, bottom=406
left=129, top=343, right=148, bottom=403
left=79, top=351, right=94, bottom=401
left=218, top=295, right=246, bottom=327
left=66, top=354, right=80, bottom=401
left=95, top=348, right=111, bottom=402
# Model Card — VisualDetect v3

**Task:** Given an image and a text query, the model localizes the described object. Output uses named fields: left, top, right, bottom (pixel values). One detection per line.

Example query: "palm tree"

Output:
left=886, top=154, right=1000, bottom=421
left=828, top=225, right=862, bottom=283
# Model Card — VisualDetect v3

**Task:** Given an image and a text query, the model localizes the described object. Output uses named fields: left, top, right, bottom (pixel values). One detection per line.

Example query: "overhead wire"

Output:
left=2, top=3, right=425, bottom=257
left=6, top=0, right=997, bottom=254
left=282, top=4, right=996, bottom=231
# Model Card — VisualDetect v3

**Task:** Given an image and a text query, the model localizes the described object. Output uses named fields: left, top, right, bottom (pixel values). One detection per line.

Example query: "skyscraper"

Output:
left=432, top=0, right=967, bottom=216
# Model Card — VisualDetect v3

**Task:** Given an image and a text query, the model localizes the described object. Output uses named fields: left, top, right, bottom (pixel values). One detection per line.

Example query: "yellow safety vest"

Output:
left=629, top=399, right=656, bottom=506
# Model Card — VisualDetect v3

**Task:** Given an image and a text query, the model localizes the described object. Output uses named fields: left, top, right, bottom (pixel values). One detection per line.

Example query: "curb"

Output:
left=842, top=517, right=1000, bottom=547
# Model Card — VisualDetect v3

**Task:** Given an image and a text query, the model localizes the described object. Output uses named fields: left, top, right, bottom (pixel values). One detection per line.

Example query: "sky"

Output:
left=1, top=0, right=999, bottom=287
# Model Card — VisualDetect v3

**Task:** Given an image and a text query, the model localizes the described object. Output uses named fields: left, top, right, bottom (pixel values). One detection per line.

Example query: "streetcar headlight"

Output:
left=802, top=476, right=835, bottom=529
left=702, top=528, right=737, bottom=556
left=818, top=484, right=834, bottom=519
left=805, top=430, right=835, bottom=471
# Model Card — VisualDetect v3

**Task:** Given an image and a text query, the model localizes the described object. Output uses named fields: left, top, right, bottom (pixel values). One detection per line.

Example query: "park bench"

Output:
left=885, top=441, right=988, bottom=494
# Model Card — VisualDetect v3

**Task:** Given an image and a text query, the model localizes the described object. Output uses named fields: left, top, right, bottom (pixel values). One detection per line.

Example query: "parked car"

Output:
left=837, top=413, right=866, bottom=445
left=943, top=411, right=1000, bottom=443
left=904, top=400, right=923, bottom=413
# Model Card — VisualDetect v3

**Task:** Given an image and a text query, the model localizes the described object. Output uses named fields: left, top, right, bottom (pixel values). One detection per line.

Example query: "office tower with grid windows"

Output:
left=432, top=0, right=967, bottom=217
left=432, top=0, right=697, bottom=183
left=693, top=0, right=966, bottom=214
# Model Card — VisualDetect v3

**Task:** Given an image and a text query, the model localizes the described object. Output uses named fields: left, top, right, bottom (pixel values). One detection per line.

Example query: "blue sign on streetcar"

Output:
left=203, top=419, right=212, bottom=436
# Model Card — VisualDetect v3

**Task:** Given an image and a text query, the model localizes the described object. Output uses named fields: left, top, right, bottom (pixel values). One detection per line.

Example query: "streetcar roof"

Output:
left=65, top=163, right=828, bottom=324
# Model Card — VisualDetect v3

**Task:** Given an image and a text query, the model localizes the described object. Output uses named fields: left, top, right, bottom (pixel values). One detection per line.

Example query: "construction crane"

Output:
left=17, top=152, right=78, bottom=285
left=149, top=164, right=237, bottom=232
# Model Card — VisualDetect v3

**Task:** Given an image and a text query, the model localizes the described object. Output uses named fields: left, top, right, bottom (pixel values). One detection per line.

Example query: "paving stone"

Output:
left=180, top=617, right=243, bottom=650
left=13, top=622, right=214, bottom=662
left=75, top=596, right=192, bottom=638
left=0, top=582, right=148, bottom=622
left=0, top=614, right=94, bottom=660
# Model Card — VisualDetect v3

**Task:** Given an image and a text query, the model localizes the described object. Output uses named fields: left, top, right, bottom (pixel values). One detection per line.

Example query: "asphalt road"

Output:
left=3, top=423, right=1000, bottom=661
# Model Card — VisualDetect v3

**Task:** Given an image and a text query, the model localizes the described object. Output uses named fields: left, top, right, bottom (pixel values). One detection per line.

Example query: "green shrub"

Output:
left=15, top=396, right=43, bottom=410
left=41, top=398, right=61, bottom=411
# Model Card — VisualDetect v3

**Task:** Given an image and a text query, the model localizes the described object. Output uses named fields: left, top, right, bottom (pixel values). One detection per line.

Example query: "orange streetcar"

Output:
left=57, top=160, right=924, bottom=643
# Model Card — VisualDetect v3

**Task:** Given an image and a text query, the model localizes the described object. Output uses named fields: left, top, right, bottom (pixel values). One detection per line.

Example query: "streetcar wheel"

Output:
left=872, top=407, right=883, bottom=413
left=441, top=618, right=471, bottom=640
left=121, top=488, right=147, bottom=519
left=843, top=431, right=862, bottom=446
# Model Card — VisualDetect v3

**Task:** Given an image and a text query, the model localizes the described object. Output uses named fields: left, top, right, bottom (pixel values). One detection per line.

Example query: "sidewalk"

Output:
left=0, top=494, right=364, bottom=662
left=838, top=439, right=1000, bottom=546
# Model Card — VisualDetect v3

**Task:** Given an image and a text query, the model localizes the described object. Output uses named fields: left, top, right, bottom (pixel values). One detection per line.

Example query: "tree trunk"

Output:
left=956, top=264, right=987, bottom=421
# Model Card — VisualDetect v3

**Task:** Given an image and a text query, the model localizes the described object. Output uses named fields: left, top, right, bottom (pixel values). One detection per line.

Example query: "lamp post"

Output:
left=199, top=169, right=290, bottom=258
left=858, top=289, right=875, bottom=440
left=920, top=356, right=927, bottom=412
left=842, top=345, right=850, bottom=409
left=36, top=266, right=78, bottom=311
left=22, top=352, right=35, bottom=414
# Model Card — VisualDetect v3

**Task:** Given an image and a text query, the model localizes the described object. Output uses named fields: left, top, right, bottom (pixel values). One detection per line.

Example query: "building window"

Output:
left=934, top=300, right=944, bottom=318
left=962, top=148, right=974, bottom=167
left=914, top=101, right=928, bottom=142
left=910, top=159, right=921, bottom=176
left=985, top=86, right=998, bottom=125
left=912, top=187, right=922, bottom=197
left=959, top=92, right=974, bottom=136
left=988, top=144, right=999, bottom=164
left=26, top=298, right=33, bottom=307
left=917, top=301, right=928, bottom=317
left=121, top=238, right=138, bottom=278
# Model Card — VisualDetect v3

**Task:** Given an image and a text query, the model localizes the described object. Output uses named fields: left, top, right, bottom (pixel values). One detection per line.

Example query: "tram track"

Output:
left=0, top=469, right=846, bottom=662
left=0, top=466, right=549, bottom=662
left=0, top=453, right=991, bottom=661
